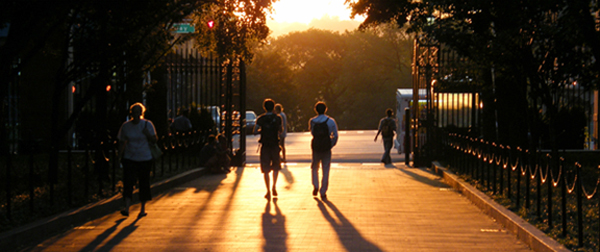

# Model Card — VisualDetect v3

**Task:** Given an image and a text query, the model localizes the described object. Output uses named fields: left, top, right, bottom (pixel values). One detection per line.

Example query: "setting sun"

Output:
left=267, top=0, right=365, bottom=37
left=269, top=0, right=359, bottom=24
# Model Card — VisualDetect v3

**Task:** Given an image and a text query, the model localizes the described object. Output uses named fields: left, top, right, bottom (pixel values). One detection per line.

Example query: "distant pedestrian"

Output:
left=374, top=108, right=396, bottom=165
left=170, top=107, right=192, bottom=133
left=254, top=98, right=283, bottom=199
left=274, top=103, right=288, bottom=162
left=309, top=101, right=338, bottom=201
left=117, top=102, right=156, bottom=218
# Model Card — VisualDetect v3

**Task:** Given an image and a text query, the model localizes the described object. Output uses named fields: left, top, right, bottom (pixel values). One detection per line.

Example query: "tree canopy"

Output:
left=0, top=0, right=276, bottom=184
left=349, top=0, right=600, bottom=148
left=247, top=27, right=412, bottom=131
left=0, top=0, right=274, bottom=145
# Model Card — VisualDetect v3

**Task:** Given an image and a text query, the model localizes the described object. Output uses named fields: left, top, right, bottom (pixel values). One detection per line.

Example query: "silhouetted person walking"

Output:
left=309, top=101, right=338, bottom=200
left=254, top=98, right=283, bottom=199
left=374, top=108, right=396, bottom=165
left=275, top=103, right=288, bottom=162
left=117, top=102, right=156, bottom=218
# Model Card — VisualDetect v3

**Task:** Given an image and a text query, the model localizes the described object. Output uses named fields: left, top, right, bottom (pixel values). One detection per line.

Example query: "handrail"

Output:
left=441, top=131, right=599, bottom=249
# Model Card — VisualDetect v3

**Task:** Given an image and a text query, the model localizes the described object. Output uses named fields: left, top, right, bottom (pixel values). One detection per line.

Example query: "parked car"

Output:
left=219, top=110, right=257, bottom=134
left=246, top=110, right=256, bottom=134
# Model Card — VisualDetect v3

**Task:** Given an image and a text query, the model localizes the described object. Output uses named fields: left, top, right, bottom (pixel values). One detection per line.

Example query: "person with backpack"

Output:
left=253, top=98, right=283, bottom=200
left=309, top=101, right=339, bottom=201
left=374, top=108, right=397, bottom=165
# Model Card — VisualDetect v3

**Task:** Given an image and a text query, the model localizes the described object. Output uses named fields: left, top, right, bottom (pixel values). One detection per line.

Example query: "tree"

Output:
left=191, top=0, right=275, bottom=62
left=348, top=0, right=600, bottom=149
left=247, top=27, right=412, bottom=130
left=0, top=0, right=275, bottom=187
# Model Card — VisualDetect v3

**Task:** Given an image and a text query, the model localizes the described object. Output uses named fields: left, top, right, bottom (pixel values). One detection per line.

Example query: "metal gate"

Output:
left=411, top=35, right=439, bottom=167
left=411, top=35, right=482, bottom=167
left=163, top=47, right=247, bottom=165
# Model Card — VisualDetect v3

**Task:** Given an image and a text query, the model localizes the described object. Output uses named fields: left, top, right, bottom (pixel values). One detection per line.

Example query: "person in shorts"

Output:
left=253, top=98, right=283, bottom=199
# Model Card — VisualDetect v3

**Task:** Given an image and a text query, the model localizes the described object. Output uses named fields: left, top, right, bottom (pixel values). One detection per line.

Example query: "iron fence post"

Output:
left=499, top=145, right=504, bottom=195
left=67, top=146, right=72, bottom=205
left=507, top=147, right=512, bottom=200
left=560, top=157, right=566, bottom=235
left=576, top=163, right=583, bottom=247
left=536, top=152, right=541, bottom=218
left=492, top=143, right=497, bottom=194
left=6, top=152, right=11, bottom=220
left=29, top=151, right=34, bottom=213
left=516, top=147, right=522, bottom=209
left=84, top=145, right=89, bottom=201
left=525, top=150, right=530, bottom=210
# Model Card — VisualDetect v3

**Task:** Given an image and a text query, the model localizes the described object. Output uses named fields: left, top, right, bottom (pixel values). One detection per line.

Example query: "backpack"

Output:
left=259, top=114, right=279, bottom=147
left=381, top=118, right=394, bottom=138
left=311, top=118, right=331, bottom=152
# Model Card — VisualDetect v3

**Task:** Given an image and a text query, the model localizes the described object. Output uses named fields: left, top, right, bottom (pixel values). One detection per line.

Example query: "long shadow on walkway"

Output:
left=92, top=216, right=142, bottom=252
left=262, top=198, right=287, bottom=252
left=76, top=218, right=126, bottom=252
left=165, top=166, right=245, bottom=245
left=280, top=164, right=295, bottom=190
left=316, top=199, right=382, bottom=252
left=398, top=167, right=449, bottom=188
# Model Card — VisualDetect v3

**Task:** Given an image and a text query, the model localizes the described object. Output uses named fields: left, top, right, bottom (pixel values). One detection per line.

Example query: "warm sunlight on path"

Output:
left=31, top=165, right=530, bottom=251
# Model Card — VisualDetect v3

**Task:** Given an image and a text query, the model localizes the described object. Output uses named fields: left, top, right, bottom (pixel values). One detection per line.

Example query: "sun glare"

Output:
left=269, top=0, right=360, bottom=24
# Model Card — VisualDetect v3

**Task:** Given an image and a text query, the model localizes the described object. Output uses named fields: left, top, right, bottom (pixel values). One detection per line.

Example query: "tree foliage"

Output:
left=349, top=0, right=600, bottom=248
left=349, top=0, right=600, bottom=148
left=0, top=0, right=275, bottom=183
left=247, top=27, right=412, bottom=131
left=0, top=0, right=274, bottom=139
left=191, top=0, right=275, bottom=62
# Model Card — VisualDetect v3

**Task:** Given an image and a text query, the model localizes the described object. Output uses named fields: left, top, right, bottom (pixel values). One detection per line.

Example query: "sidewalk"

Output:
left=18, top=163, right=536, bottom=251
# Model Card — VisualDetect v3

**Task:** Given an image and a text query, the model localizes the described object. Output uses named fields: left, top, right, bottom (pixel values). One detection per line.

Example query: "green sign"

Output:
left=174, top=23, right=195, bottom=33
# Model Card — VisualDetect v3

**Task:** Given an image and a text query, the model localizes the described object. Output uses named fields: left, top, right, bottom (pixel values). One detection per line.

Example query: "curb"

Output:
left=431, top=162, right=571, bottom=252
left=0, top=167, right=208, bottom=251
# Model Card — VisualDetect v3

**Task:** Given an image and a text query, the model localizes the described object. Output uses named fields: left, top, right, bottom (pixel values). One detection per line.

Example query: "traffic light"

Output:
left=207, top=20, right=214, bottom=29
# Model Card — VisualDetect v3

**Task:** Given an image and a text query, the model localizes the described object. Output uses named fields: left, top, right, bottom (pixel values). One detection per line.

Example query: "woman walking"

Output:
left=117, top=102, right=157, bottom=218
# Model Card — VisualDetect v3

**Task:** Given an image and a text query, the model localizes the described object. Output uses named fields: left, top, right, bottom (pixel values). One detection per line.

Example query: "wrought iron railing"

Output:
left=0, top=129, right=209, bottom=232
left=443, top=132, right=599, bottom=249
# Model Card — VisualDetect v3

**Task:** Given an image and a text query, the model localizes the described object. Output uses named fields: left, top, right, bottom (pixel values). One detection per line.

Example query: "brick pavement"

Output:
left=21, top=163, right=532, bottom=252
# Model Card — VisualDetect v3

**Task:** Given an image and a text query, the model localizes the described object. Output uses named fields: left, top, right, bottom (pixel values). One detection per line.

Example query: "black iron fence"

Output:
left=0, top=129, right=209, bottom=232
left=443, top=132, right=599, bottom=249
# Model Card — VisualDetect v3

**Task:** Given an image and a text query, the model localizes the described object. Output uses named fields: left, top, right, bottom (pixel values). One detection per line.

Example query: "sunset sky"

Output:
left=267, top=0, right=365, bottom=38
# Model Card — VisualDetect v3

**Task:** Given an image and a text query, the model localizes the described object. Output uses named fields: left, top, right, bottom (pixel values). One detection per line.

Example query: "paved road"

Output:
left=22, top=163, right=530, bottom=252
left=238, top=130, right=406, bottom=163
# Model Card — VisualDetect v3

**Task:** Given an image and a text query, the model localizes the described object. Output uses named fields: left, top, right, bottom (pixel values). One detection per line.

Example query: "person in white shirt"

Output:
left=117, top=102, right=157, bottom=218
